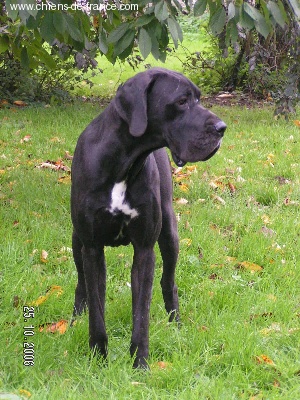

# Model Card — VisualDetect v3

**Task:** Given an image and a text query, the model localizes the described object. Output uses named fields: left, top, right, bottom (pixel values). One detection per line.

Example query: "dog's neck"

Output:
left=100, top=103, right=166, bottom=184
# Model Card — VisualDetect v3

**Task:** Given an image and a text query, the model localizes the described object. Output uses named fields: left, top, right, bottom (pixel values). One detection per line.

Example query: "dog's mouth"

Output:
left=171, top=152, right=187, bottom=167
left=171, top=142, right=221, bottom=167
left=201, top=142, right=221, bottom=161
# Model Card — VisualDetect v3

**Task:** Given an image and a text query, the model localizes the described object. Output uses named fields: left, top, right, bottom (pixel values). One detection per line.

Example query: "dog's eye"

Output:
left=178, top=98, right=188, bottom=106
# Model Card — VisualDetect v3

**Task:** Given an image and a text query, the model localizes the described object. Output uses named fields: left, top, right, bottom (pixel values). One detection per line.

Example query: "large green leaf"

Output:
left=243, top=3, right=271, bottom=38
left=209, top=7, right=226, bottom=35
left=113, top=29, right=135, bottom=57
left=267, top=1, right=286, bottom=28
left=53, top=12, right=67, bottom=36
left=20, top=46, right=29, bottom=69
left=254, top=18, right=271, bottom=38
left=135, top=14, right=155, bottom=27
left=194, top=0, right=207, bottom=17
left=243, top=2, right=263, bottom=21
left=63, top=13, right=83, bottom=43
left=239, top=6, right=255, bottom=30
left=5, top=0, right=19, bottom=21
left=40, top=12, right=56, bottom=44
left=167, top=17, right=183, bottom=48
left=107, top=23, right=130, bottom=44
left=154, top=0, right=169, bottom=21
left=228, top=2, right=236, bottom=21
left=0, top=36, right=9, bottom=54
left=99, top=30, right=108, bottom=54
left=138, top=28, right=152, bottom=59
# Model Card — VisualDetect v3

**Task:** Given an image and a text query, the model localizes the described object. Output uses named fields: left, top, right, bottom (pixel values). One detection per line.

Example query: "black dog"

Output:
left=71, top=68, right=226, bottom=368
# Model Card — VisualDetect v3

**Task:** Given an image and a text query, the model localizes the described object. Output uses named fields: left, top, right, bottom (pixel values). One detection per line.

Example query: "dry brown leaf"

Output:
left=19, top=389, right=31, bottom=398
left=40, top=250, right=48, bottom=263
left=236, top=261, right=263, bottom=272
left=30, top=285, right=63, bottom=306
left=14, top=100, right=27, bottom=107
left=58, top=175, right=71, bottom=184
left=20, top=135, right=31, bottom=143
left=64, top=151, right=73, bottom=160
left=180, top=238, right=192, bottom=246
left=255, top=354, right=275, bottom=365
left=151, top=361, right=172, bottom=370
left=39, top=319, right=68, bottom=334
left=175, top=198, right=188, bottom=205
left=178, top=183, right=189, bottom=192
left=227, top=181, right=236, bottom=193
left=212, top=195, right=226, bottom=205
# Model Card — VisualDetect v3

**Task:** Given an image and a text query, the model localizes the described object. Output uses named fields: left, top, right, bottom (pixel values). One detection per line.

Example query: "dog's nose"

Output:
left=214, top=121, right=227, bottom=136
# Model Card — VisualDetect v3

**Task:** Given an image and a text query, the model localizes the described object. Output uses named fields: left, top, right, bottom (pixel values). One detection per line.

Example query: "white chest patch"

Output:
left=108, top=181, right=139, bottom=219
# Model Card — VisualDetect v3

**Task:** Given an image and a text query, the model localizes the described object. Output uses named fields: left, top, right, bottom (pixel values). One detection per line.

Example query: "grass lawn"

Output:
left=0, top=100, right=300, bottom=399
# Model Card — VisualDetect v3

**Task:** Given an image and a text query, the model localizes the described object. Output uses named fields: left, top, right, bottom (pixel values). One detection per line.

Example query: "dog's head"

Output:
left=114, top=68, right=226, bottom=167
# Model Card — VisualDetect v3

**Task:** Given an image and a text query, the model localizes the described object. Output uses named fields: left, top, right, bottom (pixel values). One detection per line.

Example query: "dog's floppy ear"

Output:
left=114, top=73, right=154, bottom=137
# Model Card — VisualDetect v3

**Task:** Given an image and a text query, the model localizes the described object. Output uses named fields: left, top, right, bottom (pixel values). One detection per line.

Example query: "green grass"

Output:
left=1, top=102, right=300, bottom=400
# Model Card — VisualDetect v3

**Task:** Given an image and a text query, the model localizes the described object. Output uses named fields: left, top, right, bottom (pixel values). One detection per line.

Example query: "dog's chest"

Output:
left=100, top=181, right=138, bottom=245
left=108, top=181, right=138, bottom=219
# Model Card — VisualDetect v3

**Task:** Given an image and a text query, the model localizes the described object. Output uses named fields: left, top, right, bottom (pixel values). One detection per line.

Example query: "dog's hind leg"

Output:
left=82, top=245, right=108, bottom=359
left=130, top=247, right=156, bottom=369
left=72, top=230, right=87, bottom=317
left=158, top=207, right=180, bottom=323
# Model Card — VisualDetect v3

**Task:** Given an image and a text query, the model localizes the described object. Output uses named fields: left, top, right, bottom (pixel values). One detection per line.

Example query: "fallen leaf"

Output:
left=36, top=159, right=71, bottom=172
left=212, top=195, right=226, bottom=205
left=58, top=175, right=71, bottom=184
left=40, top=250, right=48, bottom=263
left=186, top=165, right=197, bottom=172
left=274, top=176, right=291, bottom=185
left=210, top=264, right=225, bottom=268
left=12, top=295, right=20, bottom=308
left=284, top=198, right=299, bottom=206
left=19, top=389, right=31, bottom=398
left=20, top=135, right=31, bottom=143
left=250, top=312, right=274, bottom=321
left=236, top=261, right=263, bottom=272
left=261, top=214, right=271, bottom=225
left=64, top=151, right=73, bottom=160
left=175, top=198, right=188, bottom=205
left=217, top=93, right=233, bottom=99
left=14, top=100, right=27, bottom=107
left=227, top=181, right=236, bottom=193
left=180, top=238, right=192, bottom=246
left=178, top=183, right=189, bottom=192
left=261, top=226, right=276, bottom=237
left=255, top=354, right=275, bottom=365
left=30, top=285, right=63, bottom=306
left=131, top=382, right=145, bottom=386
left=273, top=379, right=280, bottom=388
left=59, top=247, right=72, bottom=253
left=260, top=323, right=281, bottom=335
left=198, top=325, right=209, bottom=331
left=293, top=120, right=300, bottom=127
left=151, top=361, right=172, bottom=370
left=39, top=319, right=68, bottom=334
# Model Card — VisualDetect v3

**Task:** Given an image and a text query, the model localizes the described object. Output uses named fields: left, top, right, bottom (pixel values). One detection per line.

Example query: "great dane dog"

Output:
left=71, top=68, right=226, bottom=368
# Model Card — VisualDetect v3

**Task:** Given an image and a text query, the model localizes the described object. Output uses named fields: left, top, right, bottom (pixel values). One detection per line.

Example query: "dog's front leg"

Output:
left=130, top=246, right=155, bottom=369
left=82, top=245, right=108, bottom=360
